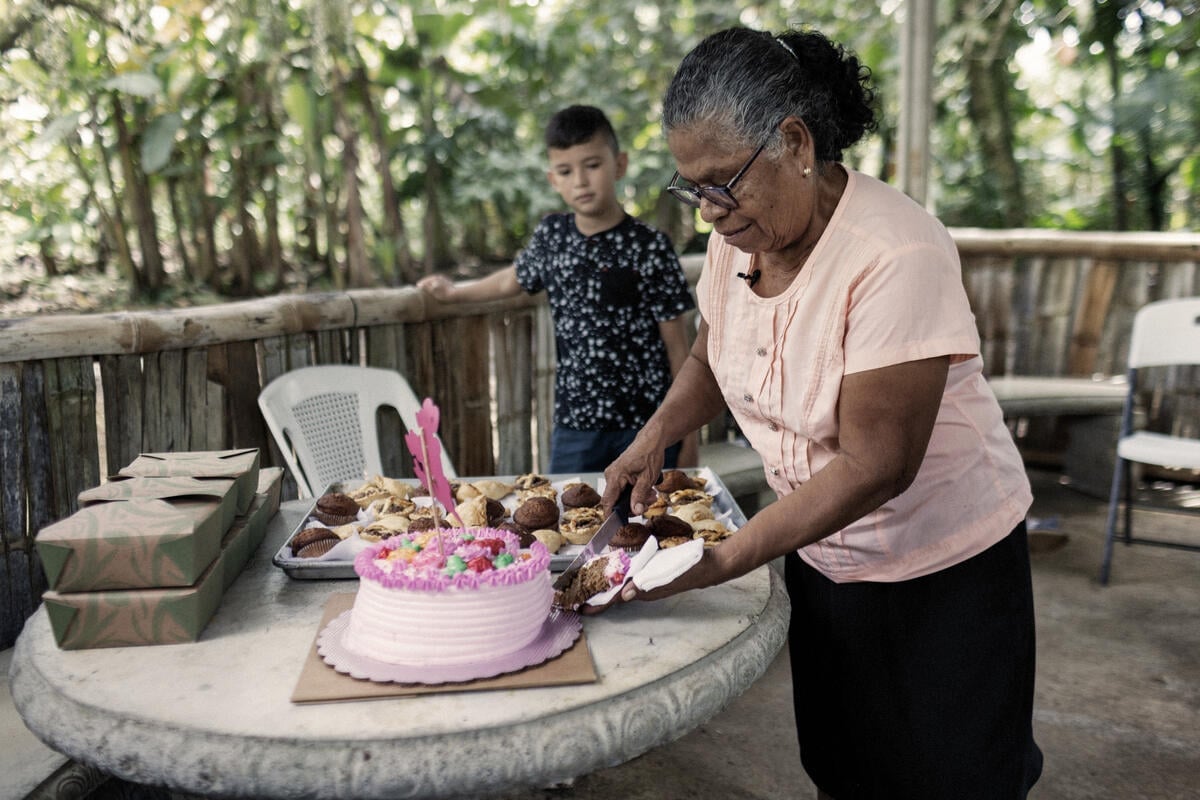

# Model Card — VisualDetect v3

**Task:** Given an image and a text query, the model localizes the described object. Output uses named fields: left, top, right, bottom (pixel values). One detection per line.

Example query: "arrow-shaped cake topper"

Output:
left=403, top=398, right=462, bottom=543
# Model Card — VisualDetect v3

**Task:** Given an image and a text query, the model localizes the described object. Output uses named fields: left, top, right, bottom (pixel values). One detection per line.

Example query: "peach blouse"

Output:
left=697, top=169, right=1031, bottom=582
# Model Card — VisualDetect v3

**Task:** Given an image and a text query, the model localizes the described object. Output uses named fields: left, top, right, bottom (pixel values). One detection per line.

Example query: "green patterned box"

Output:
left=221, top=473, right=283, bottom=590
left=119, top=448, right=261, bottom=515
left=36, top=496, right=227, bottom=592
left=42, top=543, right=227, bottom=650
left=41, top=481, right=282, bottom=650
left=255, top=467, right=285, bottom=541
left=78, top=475, right=238, bottom=536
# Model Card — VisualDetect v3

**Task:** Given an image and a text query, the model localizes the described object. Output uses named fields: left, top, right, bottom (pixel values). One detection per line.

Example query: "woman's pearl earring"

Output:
left=803, top=166, right=813, bottom=177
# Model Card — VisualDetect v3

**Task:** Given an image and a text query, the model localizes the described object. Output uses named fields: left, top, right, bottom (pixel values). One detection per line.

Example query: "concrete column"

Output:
left=898, top=0, right=936, bottom=207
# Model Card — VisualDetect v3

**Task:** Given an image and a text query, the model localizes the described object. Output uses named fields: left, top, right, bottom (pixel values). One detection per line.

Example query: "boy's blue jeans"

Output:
left=549, top=427, right=682, bottom=474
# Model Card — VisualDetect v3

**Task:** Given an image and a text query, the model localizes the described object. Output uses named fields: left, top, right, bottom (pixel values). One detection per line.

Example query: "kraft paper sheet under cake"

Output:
left=291, top=593, right=598, bottom=703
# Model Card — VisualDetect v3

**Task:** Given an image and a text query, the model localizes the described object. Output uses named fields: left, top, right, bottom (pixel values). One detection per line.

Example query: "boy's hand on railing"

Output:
left=417, top=274, right=456, bottom=302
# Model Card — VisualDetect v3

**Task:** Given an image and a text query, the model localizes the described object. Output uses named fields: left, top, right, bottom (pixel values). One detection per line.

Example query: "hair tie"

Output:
left=775, top=35, right=798, bottom=60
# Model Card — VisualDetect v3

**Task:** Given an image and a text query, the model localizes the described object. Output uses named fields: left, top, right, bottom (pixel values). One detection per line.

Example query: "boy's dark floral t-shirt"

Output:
left=515, top=213, right=695, bottom=431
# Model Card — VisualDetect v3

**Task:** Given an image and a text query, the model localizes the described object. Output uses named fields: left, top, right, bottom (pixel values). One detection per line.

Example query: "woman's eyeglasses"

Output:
left=666, top=141, right=768, bottom=210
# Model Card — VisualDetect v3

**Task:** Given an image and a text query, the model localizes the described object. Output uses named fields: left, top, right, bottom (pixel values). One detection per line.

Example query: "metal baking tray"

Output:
left=273, top=469, right=750, bottom=580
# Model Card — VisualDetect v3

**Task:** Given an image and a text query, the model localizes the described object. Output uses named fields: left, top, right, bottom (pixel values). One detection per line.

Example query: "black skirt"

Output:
left=785, top=522, right=1043, bottom=800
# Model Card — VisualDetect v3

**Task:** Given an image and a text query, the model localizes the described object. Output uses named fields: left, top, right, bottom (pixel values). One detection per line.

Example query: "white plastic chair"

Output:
left=258, top=365, right=457, bottom=498
left=1100, top=298, right=1200, bottom=584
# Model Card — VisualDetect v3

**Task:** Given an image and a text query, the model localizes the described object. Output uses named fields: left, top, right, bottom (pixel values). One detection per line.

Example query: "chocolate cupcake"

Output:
left=648, top=513, right=692, bottom=541
left=313, top=492, right=359, bottom=525
left=290, top=526, right=340, bottom=554
left=485, top=497, right=507, bottom=526
left=497, top=520, right=536, bottom=548
left=656, top=469, right=702, bottom=494
left=297, top=537, right=339, bottom=558
left=610, top=522, right=651, bottom=551
left=513, top=496, right=559, bottom=531
left=561, top=482, right=602, bottom=509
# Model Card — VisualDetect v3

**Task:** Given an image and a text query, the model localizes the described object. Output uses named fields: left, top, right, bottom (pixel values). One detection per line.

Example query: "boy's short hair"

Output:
left=544, top=105, right=620, bottom=154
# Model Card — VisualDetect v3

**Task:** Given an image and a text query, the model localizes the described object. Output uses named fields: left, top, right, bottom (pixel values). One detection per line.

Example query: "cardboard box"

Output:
left=42, top=542, right=228, bottom=650
left=119, top=449, right=261, bottom=515
left=220, top=486, right=278, bottom=590
left=41, top=483, right=281, bottom=650
left=36, top=497, right=228, bottom=592
left=256, top=467, right=285, bottom=528
left=78, top=476, right=239, bottom=536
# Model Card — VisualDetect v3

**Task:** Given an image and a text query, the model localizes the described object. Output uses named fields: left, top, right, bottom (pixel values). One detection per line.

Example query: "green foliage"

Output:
left=0, top=0, right=1196, bottom=304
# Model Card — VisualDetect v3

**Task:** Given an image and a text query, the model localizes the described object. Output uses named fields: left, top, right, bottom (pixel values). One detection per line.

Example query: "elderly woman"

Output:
left=600, top=27, right=1043, bottom=800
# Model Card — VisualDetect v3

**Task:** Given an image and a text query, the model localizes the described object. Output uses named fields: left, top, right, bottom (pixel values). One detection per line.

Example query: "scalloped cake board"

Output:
left=291, top=593, right=597, bottom=703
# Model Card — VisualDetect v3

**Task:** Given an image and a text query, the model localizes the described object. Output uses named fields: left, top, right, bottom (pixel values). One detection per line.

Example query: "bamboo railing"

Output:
left=1, top=228, right=1197, bottom=648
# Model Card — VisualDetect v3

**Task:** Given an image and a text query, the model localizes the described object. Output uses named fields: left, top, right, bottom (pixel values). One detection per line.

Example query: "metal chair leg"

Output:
left=1122, top=462, right=1134, bottom=545
left=1100, top=457, right=1127, bottom=585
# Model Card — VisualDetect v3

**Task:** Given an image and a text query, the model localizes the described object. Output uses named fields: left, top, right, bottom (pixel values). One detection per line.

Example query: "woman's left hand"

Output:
left=577, top=549, right=720, bottom=615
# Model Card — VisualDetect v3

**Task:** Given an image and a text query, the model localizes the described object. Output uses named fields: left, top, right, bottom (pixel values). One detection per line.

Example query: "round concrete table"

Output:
left=11, top=501, right=790, bottom=799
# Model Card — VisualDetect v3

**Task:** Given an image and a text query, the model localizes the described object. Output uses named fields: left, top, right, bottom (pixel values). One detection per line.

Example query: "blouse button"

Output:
left=770, top=467, right=780, bottom=476
left=768, top=422, right=779, bottom=432
left=756, top=347, right=768, bottom=357
left=742, top=393, right=753, bottom=403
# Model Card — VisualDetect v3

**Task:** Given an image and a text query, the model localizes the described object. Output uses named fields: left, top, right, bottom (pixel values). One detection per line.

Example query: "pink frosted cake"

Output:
left=343, top=528, right=553, bottom=666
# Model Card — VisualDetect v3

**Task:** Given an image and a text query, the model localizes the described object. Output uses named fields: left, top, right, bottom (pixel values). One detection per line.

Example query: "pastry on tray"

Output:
left=560, top=507, right=604, bottom=545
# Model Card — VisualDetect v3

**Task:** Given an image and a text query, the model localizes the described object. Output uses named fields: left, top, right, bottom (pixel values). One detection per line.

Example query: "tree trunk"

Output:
left=299, top=183, right=322, bottom=267
left=66, top=134, right=137, bottom=292
left=1107, top=45, right=1130, bottom=231
left=110, top=93, right=166, bottom=293
left=228, top=74, right=263, bottom=296
left=37, top=239, right=59, bottom=276
left=957, top=0, right=1026, bottom=227
left=183, top=136, right=220, bottom=287
left=166, top=176, right=195, bottom=281
left=260, top=78, right=285, bottom=293
left=354, top=64, right=414, bottom=286
left=330, top=70, right=372, bottom=289
left=420, top=63, right=453, bottom=273
left=81, top=105, right=137, bottom=293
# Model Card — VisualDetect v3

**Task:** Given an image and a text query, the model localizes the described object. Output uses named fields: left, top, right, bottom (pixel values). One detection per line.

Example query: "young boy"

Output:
left=418, top=105, right=696, bottom=473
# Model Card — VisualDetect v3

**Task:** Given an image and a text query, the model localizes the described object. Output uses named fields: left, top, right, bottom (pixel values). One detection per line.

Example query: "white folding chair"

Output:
left=257, top=365, right=457, bottom=498
left=1100, top=298, right=1200, bottom=584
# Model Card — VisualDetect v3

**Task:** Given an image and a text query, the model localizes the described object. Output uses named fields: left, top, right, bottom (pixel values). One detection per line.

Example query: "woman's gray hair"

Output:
left=663, top=27, right=878, bottom=163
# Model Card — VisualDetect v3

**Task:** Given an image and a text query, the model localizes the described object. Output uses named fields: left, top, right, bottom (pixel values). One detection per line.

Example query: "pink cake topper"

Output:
left=403, top=399, right=462, bottom=540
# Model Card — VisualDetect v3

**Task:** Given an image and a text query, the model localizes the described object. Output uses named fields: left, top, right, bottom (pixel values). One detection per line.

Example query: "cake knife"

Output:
left=551, top=481, right=637, bottom=591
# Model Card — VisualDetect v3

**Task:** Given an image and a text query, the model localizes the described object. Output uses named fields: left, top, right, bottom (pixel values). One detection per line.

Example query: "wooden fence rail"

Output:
left=1, top=229, right=1197, bottom=648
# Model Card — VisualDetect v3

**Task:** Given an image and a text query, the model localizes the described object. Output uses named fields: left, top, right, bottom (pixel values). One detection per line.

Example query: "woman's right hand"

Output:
left=601, top=429, right=666, bottom=517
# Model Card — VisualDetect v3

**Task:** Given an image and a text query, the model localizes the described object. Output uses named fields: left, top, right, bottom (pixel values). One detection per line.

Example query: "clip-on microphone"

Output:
left=736, top=269, right=762, bottom=287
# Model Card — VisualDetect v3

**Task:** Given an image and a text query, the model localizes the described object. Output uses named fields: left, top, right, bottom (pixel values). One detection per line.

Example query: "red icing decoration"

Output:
left=477, top=538, right=505, bottom=556
left=466, top=555, right=493, bottom=573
